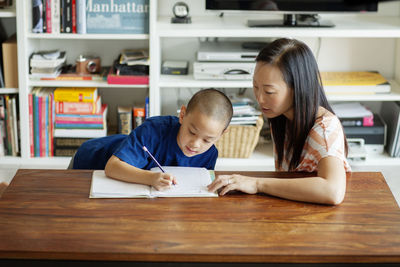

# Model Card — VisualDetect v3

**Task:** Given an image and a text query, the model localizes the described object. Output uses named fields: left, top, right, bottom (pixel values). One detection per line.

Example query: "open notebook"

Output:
left=90, top=166, right=218, bottom=198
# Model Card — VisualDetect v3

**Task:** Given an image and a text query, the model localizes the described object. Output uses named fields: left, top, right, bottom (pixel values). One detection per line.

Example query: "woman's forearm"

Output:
left=256, top=175, right=345, bottom=205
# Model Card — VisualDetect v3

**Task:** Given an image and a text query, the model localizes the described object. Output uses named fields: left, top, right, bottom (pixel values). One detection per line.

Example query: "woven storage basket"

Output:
left=216, top=116, right=264, bottom=158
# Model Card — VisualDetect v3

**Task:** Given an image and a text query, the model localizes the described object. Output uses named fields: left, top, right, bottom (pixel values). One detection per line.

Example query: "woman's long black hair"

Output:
left=256, top=38, right=348, bottom=170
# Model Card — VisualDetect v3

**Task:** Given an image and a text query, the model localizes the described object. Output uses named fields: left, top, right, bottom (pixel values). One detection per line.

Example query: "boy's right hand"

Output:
left=151, top=172, right=177, bottom=191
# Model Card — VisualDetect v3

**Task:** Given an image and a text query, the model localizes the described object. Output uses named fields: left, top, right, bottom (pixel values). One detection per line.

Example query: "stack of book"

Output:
left=30, top=50, right=66, bottom=79
left=29, top=87, right=54, bottom=157
left=321, top=71, right=391, bottom=95
left=0, top=94, right=19, bottom=157
left=331, top=102, right=374, bottom=127
left=107, top=49, right=149, bottom=85
left=230, top=96, right=261, bottom=125
left=53, top=87, right=108, bottom=156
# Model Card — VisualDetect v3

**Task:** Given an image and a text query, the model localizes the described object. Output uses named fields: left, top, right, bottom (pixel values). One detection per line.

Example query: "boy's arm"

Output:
left=104, top=155, right=175, bottom=191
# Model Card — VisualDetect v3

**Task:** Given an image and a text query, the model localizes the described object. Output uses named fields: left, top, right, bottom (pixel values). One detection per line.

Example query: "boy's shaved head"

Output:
left=186, top=89, right=233, bottom=129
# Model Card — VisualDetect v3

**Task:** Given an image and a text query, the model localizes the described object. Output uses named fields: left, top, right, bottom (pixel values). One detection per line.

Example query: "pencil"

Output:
left=142, top=146, right=166, bottom=173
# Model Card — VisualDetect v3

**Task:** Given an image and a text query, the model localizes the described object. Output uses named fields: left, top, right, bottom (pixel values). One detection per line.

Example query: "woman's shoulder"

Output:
left=314, top=107, right=342, bottom=130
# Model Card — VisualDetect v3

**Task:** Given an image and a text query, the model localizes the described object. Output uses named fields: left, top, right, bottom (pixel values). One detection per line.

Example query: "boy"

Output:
left=71, top=89, right=233, bottom=191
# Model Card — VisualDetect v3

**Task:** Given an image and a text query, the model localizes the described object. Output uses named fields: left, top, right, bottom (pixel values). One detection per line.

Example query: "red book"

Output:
left=107, top=74, right=149, bottom=85
left=71, top=0, right=76, bottom=33
left=107, top=68, right=148, bottom=85
left=46, top=0, right=52, bottom=33
left=28, top=94, right=34, bottom=157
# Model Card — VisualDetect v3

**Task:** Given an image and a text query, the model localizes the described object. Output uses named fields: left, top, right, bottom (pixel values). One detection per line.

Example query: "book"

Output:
left=2, top=34, right=18, bottom=88
left=54, top=105, right=108, bottom=138
left=32, top=0, right=44, bottom=33
left=51, top=0, right=60, bottom=34
left=133, top=105, right=145, bottom=128
left=331, top=102, right=374, bottom=127
left=117, top=106, right=132, bottom=135
left=89, top=167, right=218, bottom=198
left=86, top=0, right=149, bottom=34
left=76, top=0, right=86, bottom=34
left=380, top=101, right=400, bottom=157
left=107, top=67, right=149, bottom=85
left=55, top=95, right=101, bottom=114
left=30, top=50, right=66, bottom=68
left=54, top=87, right=98, bottom=102
left=320, top=71, right=391, bottom=94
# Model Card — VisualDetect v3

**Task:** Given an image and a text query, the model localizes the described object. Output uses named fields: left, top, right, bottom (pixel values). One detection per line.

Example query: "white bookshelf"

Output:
left=0, top=88, right=18, bottom=94
left=2, top=0, right=400, bottom=170
left=0, top=7, right=16, bottom=18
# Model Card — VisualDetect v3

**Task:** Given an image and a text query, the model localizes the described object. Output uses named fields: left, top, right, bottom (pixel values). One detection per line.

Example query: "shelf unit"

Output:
left=3, top=0, right=400, bottom=170
left=7, top=0, right=150, bottom=167
left=150, top=0, right=400, bottom=170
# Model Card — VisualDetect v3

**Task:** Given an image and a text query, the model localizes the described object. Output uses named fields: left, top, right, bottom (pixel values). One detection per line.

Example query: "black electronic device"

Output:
left=205, top=0, right=379, bottom=27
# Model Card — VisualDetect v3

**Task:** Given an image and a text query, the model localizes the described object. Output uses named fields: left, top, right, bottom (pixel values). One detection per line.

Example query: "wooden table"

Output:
left=0, top=169, right=399, bottom=265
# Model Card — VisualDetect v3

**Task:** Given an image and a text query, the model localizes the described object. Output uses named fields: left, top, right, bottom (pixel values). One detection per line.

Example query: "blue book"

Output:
left=86, top=0, right=149, bottom=34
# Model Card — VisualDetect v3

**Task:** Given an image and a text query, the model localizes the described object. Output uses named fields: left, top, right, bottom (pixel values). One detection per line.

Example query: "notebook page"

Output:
left=90, top=170, right=150, bottom=198
left=150, top=167, right=218, bottom=197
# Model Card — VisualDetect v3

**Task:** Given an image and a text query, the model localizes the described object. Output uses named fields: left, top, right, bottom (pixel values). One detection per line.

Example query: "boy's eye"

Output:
left=189, top=130, right=195, bottom=135
left=203, top=139, right=211, bottom=144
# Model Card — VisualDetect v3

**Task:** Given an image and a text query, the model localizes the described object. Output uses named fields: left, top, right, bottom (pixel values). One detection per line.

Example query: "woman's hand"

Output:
left=207, top=174, right=258, bottom=195
left=151, top=172, right=177, bottom=191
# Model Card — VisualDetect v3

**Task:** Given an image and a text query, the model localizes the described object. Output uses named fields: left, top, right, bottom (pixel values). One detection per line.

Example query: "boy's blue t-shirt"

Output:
left=73, top=116, right=218, bottom=170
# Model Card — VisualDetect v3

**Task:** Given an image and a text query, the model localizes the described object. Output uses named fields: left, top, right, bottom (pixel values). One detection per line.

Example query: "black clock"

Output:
left=171, top=2, right=192, bottom=24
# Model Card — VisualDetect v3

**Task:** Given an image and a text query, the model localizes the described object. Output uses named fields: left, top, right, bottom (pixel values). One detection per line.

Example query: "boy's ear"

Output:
left=179, top=105, right=186, bottom=124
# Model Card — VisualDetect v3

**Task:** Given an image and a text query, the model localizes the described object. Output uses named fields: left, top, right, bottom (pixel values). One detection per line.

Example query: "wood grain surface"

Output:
left=0, top=169, right=399, bottom=263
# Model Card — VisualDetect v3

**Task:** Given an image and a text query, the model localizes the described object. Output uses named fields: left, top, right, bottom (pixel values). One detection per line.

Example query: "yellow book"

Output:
left=320, top=71, right=391, bottom=94
left=54, top=87, right=98, bottom=102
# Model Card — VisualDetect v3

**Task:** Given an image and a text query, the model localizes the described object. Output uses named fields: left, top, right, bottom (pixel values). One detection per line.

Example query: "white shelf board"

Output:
left=159, top=74, right=252, bottom=88
left=29, top=79, right=149, bottom=88
left=0, top=8, right=16, bottom=17
left=26, top=33, right=149, bottom=40
left=157, top=16, right=400, bottom=38
left=159, top=75, right=400, bottom=101
left=0, top=88, right=18, bottom=94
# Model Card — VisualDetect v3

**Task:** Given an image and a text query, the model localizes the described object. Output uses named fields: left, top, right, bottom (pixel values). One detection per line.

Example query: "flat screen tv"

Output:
left=205, top=0, right=379, bottom=27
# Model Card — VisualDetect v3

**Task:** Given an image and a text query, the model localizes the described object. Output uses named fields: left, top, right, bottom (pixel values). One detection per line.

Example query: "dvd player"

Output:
left=193, top=62, right=255, bottom=80
left=197, top=42, right=259, bottom=62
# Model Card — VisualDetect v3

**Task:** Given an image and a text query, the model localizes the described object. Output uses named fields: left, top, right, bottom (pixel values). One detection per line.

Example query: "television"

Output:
left=205, top=0, right=379, bottom=27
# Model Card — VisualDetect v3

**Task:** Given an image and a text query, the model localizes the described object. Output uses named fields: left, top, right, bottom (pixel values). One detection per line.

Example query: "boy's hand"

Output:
left=151, top=172, right=177, bottom=191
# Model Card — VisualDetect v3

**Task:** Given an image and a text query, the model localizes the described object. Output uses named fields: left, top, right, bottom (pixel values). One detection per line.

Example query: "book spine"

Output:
left=65, top=0, right=73, bottom=33
left=55, top=123, right=104, bottom=129
left=45, top=94, right=49, bottom=157
left=39, top=96, right=44, bottom=157
left=46, top=0, right=52, bottom=33
left=29, top=94, right=34, bottom=157
left=133, top=107, right=145, bottom=129
left=34, top=94, right=39, bottom=157
left=71, top=0, right=76, bottom=33
left=107, top=75, right=149, bottom=85
left=54, top=137, right=90, bottom=147
left=51, top=0, right=60, bottom=34
left=117, top=110, right=132, bottom=135
left=55, top=119, right=103, bottom=124
left=55, top=101, right=96, bottom=114
left=32, top=0, right=44, bottom=33
left=42, top=0, right=47, bottom=32
left=340, top=115, right=374, bottom=127
left=0, top=120, right=4, bottom=157
left=55, top=117, right=103, bottom=123
left=50, top=93, right=55, bottom=156
left=76, top=0, right=86, bottom=34
left=145, top=96, right=149, bottom=118
left=60, top=0, right=65, bottom=33
left=54, top=88, right=97, bottom=102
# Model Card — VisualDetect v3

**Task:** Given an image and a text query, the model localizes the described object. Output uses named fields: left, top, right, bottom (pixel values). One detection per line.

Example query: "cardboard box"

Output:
left=2, top=34, right=18, bottom=88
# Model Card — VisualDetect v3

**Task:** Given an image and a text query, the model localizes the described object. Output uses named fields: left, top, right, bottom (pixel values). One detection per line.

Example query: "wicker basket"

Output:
left=216, top=116, right=264, bottom=158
